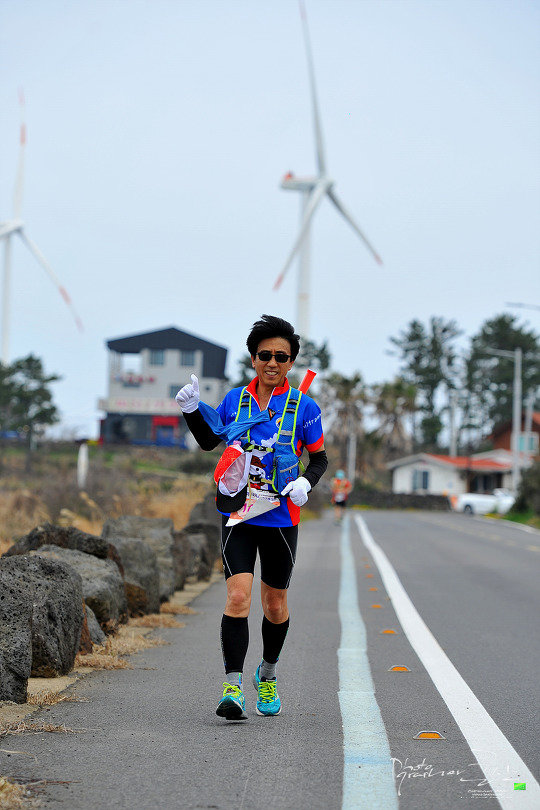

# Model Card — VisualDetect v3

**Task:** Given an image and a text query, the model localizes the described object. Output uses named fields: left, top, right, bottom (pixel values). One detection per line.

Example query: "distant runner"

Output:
left=175, top=315, right=327, bottom=720
left=331, top=469, right=352, bottom=523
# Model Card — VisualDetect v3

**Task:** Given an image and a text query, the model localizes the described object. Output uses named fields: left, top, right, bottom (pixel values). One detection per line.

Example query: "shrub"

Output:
left=513, top=461, right=540, bottom=514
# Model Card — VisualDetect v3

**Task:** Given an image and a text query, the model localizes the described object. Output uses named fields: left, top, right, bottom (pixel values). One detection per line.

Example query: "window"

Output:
left=120, top=353, right=141, bottom=374
left=480, top=474, right=493, bottom=493
left=180, top=350, right=195, bottom=366
left=118, top=353, right=142, bottom=386
left=169, top=385, right=181, bottom=399
left=150, top=350, right=165, bottom=366
left=412, top=469, right=429, bottom=491
left=519, top=433, right=539, bottom=453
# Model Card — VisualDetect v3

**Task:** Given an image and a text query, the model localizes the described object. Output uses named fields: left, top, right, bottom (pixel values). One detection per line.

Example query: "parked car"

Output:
left=451, top=489, right=516, bottom=515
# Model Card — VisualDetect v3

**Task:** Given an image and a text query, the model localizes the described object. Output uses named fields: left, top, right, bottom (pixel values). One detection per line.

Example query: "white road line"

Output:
left=338, top=515, right=398, bottom=810
left=355, top=514, right=540, bottom=810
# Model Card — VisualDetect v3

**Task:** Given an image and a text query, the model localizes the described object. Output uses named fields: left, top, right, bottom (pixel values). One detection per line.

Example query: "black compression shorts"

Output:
left=220, top=515, right=298, bottom=590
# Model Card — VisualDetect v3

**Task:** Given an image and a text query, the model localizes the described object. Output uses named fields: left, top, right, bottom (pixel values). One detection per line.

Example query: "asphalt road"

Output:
left=2, top=510, right=538, bottom=809
left=354, top=510, right=539, bottom=809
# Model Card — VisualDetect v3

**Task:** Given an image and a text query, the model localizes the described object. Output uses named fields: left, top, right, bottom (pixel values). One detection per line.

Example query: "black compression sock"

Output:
left=221, top=614, right=249, bottom=674
left=261, top=615, right=290, bottom=666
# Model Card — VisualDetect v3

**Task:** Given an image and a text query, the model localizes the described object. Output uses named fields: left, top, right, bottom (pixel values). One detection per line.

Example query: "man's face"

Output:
left=251, top=337, right=294, bottom=390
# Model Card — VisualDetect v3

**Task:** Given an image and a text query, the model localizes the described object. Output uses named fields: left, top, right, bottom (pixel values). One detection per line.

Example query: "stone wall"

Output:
left=0, top=491, right=222, bottom=703
left=348, top=487, right=450, bottom=511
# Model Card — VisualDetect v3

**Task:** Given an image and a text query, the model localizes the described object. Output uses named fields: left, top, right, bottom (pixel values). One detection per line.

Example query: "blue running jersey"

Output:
left=216, top=377, right=324, bottom=527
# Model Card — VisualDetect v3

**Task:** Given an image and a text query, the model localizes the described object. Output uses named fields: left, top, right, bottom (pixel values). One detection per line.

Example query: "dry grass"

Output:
left=0, top=450, right=211, bottom=550
left=140, top=477, right=209, bottom=528
left=0, top=537, right=13, bottom=556
left=26, top=691, right=86, bottom=707
left=56, top=508, right=102, bottom=537
left=0, top=722, right=76, bottom=737
left=0, top=777, right=37, bottom=809
left=0, top=490, right=50, bottom=551
left=75, top=627, right=168, bottom=670
left=74, top=651, right=133, bottom=670
left=106, top=630, right=168, bottom=657
left=160, top=603, right=196, bottom=615
left=129, top=615, right=185, bottom=628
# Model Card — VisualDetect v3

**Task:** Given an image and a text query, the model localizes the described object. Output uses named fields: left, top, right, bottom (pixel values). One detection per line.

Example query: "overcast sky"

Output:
left=1, top=0, right=539, bottom=438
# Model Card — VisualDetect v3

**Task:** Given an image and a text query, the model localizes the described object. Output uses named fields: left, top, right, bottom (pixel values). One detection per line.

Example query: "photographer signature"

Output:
left=391, top=757, right=515, bottom=796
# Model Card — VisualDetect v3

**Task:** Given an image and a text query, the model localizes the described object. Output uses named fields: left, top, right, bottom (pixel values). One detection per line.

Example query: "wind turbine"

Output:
left=0, top=90, right=83, bottom=365
left=273, top=1, right=382, bottom=338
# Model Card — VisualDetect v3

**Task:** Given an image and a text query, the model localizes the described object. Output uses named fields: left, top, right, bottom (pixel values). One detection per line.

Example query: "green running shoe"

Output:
left=253, top=664, right=282, bottom=716
left=216, top=682, right=247, bottom=720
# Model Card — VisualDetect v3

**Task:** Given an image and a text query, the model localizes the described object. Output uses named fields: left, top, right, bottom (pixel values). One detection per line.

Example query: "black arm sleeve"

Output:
left=182, top=409, right=223, bottom=451
left=303, top=449, right=328, bottom=490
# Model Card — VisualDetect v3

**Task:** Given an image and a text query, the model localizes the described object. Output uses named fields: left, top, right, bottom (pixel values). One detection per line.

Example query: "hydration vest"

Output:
left=235, top=385, right=304, bottom=493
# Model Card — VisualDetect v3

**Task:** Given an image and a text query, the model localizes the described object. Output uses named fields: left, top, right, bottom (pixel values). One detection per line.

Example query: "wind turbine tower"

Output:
left=0, top=91, right=83, bottom=365
left=274, top=2, right=382, bottom=339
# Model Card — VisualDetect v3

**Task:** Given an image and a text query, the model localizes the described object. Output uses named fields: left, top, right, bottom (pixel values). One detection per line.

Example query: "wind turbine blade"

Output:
left=13, top=88, right=26, bottom=220
left=299, top=1, right=326, bottom=176
left=273, top=179, right=330, bottom=291
left=17, top=230, right=84, bottom=332
left=327, top=188, right=383, bottom=265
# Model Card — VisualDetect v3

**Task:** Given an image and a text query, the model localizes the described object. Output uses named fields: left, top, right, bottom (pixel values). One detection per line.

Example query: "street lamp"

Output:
left=505, top=302, right=540, bottom=311
left=484, top=347, right=522, bottom=491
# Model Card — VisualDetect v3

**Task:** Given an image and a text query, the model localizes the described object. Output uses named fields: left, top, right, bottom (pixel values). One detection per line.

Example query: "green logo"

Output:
left=514, top=783, right=526, bottom=791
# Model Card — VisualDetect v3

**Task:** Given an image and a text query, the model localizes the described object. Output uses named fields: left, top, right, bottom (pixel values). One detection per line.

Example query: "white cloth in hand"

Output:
left=175, top=374, right=200, bottom=413
left=281, top=476, right=311, bottom=507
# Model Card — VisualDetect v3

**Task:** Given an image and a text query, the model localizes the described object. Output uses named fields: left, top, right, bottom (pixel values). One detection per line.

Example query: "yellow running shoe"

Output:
left=216, top=682, right=247, bottom=720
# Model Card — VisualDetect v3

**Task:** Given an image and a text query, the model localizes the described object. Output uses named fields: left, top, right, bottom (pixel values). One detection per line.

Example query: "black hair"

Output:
left=246, top=314, right=300, bottom=361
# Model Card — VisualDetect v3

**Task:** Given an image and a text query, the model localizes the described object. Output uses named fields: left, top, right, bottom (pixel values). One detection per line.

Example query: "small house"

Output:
left=387, top=451, right=516, bottom=496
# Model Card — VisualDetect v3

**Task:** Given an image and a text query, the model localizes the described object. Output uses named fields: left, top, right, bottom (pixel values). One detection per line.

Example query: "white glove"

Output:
left=175, top=374, right=200, bottom=413
left=281, top=476, right=311, bottom=507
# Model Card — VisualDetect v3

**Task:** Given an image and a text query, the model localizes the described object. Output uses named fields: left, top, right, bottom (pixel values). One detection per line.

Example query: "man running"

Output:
left=331, top=469, right=352, bottom=523
left=175, top=315, right=327, bottom=719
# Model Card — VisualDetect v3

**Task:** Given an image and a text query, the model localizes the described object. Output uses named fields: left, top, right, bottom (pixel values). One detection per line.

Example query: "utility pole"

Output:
left=512, top=348, right=522, bottom=490
left=346, top=411, right=357, bottom=484
left=449, top=389, right=457, bottom=456
left=505, top=302, right=540, bottom=311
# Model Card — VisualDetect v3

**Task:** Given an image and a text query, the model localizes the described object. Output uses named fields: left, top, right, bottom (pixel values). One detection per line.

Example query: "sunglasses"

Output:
left=256, top=351, right=291, bottom=363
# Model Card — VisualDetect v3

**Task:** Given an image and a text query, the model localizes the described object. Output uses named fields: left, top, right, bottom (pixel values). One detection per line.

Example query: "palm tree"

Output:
left=319, top=372, right=366, bottom=474
left=371, top=377, right=417, bottom=459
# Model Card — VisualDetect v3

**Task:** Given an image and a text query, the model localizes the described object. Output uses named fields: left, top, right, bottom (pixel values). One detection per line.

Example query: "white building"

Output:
left=98, top=326, right=228, bottom=445
left=387, top=450, right=516, bottom=496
